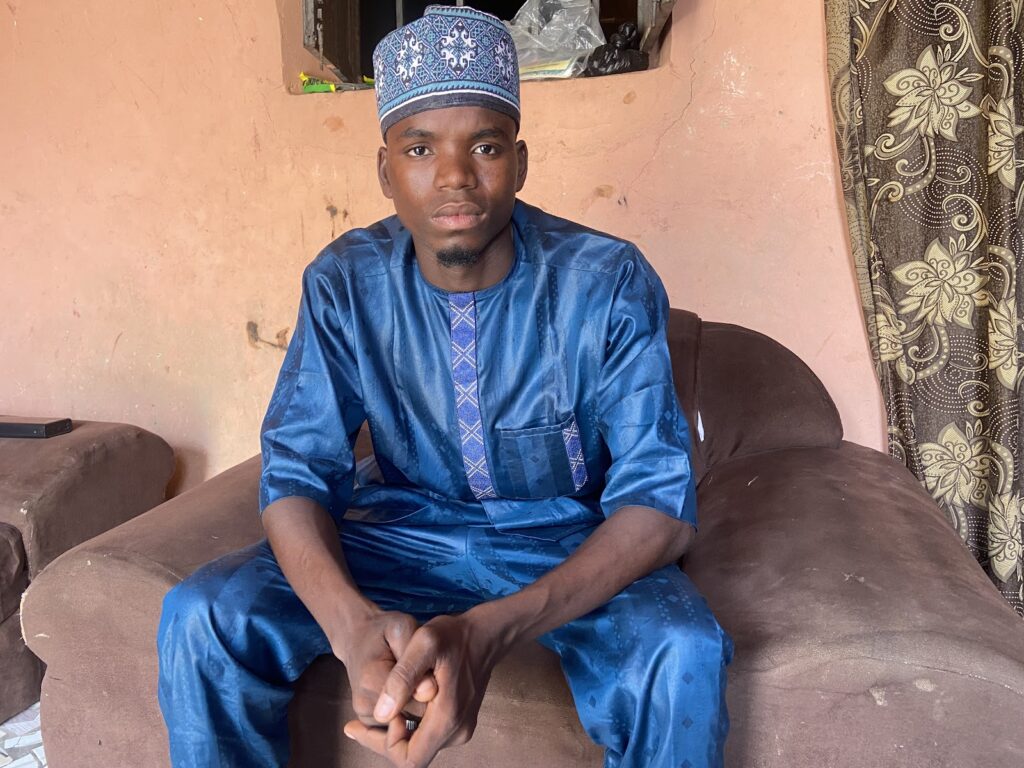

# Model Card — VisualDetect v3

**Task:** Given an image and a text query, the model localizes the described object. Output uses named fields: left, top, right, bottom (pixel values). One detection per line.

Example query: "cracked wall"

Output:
left=0, top=1, right=885, bottom=492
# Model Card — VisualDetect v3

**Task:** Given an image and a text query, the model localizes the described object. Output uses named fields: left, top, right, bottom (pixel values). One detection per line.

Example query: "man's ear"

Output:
left=377, top=145, right=394, bottom=200
left=515, top=139, right=528, bottom=193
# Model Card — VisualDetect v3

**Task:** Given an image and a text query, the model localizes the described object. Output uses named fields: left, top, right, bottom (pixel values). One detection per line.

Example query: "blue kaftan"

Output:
left=157, top=200, right=732, bottom=768
left=260, top=200, right=697, bottom=534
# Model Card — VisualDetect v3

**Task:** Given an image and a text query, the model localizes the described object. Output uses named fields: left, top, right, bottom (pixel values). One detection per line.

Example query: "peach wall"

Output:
left=0, top=0, right=885, bottom=493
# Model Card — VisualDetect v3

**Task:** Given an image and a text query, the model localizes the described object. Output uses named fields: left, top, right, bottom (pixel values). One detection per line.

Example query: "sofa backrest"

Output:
left=667, top=309, right=843, bottom=482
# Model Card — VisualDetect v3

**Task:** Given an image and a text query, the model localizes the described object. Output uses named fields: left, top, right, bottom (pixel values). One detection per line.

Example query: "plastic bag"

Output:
left=505, top=0, right=606, bottom=79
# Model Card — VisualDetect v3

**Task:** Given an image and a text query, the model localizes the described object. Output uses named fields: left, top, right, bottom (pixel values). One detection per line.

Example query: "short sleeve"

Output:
left=259, top=257, right=366, bottom=526
left=596, top=248, right=697, bottom=527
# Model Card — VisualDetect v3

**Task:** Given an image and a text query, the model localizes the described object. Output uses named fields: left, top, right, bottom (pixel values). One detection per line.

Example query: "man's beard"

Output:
left=436, top=246, right=482, bottom=268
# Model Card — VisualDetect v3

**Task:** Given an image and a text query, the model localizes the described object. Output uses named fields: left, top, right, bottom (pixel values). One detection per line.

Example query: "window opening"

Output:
left=302, top=0, right=673, bottom=85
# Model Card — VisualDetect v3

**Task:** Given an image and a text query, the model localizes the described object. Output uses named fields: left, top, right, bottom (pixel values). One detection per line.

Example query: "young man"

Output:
left=157, top=6, right=732, bottom=767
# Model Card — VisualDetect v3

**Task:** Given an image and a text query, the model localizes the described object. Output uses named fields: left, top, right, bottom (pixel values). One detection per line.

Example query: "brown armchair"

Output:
left=21, top=311, right=1024, bottom=767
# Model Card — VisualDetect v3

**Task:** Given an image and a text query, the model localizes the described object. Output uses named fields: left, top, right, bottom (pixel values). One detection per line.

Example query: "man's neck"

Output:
left=415, top=226, right=515, bottom=294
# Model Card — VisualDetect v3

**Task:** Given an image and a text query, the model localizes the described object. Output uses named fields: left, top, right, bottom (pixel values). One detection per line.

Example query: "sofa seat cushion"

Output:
left=0, top=522, right=28, bottom=623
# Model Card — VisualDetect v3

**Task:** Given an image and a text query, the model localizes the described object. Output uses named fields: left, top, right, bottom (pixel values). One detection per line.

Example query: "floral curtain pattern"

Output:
left=826, top=0, right=1024, bottom=614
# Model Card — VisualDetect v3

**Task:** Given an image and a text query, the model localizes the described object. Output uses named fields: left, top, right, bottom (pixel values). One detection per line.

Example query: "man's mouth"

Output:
left=432, top=204, right=484, bottom=231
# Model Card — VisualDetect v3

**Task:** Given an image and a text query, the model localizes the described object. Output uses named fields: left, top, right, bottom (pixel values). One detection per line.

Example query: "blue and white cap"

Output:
left=372, top=5, right=521, bottom=137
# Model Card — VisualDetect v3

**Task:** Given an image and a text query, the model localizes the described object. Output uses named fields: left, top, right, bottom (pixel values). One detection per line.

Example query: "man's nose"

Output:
left=435, top=152, right=476, bottom=190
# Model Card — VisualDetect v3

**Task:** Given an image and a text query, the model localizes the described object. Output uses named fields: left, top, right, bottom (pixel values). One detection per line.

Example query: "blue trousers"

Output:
left=157, top=519, right=732, bottom=768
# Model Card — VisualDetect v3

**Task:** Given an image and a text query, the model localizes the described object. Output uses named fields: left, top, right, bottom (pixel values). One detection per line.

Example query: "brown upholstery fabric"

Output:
left=0, top=420, right=175, bottom=576
left=689, top=442, right=1024, bottom=765
left=20, top=325, right=1024, bottom=767
left=0, top=420, right=174, bottom=725
left=0, top=522, right=27, bottom=622
left=0, top=610, right=44, bottom=723
left=19, top=457, right=262, bottom=768
left=0, top=525, right=32, bottom=722
left=695, top=323, right=843, bottom=470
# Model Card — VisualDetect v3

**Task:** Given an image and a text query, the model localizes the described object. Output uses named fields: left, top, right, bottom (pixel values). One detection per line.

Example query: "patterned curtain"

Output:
left=826, top=0, right=1024, bottom=614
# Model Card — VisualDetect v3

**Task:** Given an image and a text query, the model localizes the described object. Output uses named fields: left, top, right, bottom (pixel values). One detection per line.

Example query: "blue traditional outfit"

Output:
left=157, top=6, right=731, bottom=768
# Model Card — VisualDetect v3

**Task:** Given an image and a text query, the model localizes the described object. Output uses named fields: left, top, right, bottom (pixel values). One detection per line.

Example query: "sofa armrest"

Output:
left=687, top=442, right=1024, bottom=683
left=23, top=421, right=377, bottom=671
left=0, top=421, right=175, bottom=576
left=686, top=442, right=1024, bottom=762
left=22, top=456, right=264, bottom=671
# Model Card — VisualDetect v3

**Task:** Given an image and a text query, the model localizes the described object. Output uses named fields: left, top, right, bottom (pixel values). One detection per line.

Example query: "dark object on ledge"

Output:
left=0, top=417, right=72, bottom=439
left=539, top=0, right=563, bottom=24
left=584, top=22, right=650, bottom=77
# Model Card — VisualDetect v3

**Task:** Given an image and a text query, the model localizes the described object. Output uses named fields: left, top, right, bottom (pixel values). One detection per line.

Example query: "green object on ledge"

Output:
left=300, top=72, right=337, bottom=93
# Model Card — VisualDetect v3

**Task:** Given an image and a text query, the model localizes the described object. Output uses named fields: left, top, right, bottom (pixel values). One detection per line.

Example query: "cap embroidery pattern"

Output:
left=373, top=5, right=520, bottom=136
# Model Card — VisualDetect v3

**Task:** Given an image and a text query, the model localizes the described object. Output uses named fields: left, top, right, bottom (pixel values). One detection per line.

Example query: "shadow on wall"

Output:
left=167, top=444, right=209, bottom=498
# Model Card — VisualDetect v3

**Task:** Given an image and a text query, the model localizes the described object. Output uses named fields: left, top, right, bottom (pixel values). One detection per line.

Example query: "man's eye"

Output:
left=473, top=144, right=498, bottom=155
left=407, top=146, right=431, bottom=157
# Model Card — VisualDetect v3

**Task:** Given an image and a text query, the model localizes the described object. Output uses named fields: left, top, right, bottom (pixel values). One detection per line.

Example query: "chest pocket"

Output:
left=496, top=414, right=588, bottom=499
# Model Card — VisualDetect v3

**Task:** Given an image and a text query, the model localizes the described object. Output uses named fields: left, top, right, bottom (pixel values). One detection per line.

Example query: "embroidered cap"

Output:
left=372, top=5, right=520, bottom=137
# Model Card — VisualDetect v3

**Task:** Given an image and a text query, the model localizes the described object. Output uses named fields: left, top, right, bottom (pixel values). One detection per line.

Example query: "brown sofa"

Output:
left=0, top=421, right=173, bottom=723
left=22, top=311, right=1024, bottom=767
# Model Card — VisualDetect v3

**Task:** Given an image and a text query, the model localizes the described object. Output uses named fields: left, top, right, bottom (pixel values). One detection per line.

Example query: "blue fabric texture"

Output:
left=373, top=5, right=520, bottom=136
left=258, top=200, right=698, bottom=535
left=158, top=200, right=729, bottom=767
left=158, top=522, right=733, bottom=767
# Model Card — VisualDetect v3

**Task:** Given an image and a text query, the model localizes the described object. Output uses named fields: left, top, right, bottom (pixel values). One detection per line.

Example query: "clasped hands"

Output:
left=336, top=608, right=506, bottom=768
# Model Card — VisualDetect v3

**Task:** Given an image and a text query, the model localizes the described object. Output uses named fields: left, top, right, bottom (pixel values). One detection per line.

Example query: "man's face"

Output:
left=377, top=106, right=528, bottom=264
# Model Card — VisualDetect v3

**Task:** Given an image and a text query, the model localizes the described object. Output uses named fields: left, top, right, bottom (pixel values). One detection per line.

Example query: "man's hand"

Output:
left=332, top=609, right=439, bottom=726
left=261, top=498, right=439, bottom=729
left=340, top=507, right=693, bottom=768
left=343, top=612, right=507, bottom=768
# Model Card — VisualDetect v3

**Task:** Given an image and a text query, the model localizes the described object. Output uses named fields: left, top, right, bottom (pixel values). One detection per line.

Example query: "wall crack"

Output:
left=626, top=0, right=719, bottom=195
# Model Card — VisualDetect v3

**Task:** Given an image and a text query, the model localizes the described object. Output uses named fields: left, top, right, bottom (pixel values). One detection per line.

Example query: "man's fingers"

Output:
left=405, top=703, right=453, bottom=768
left=385, top=715, right=409, bottom=750
left=352, top=654, right=427, bottom=720
left=382, top=616, right=435, bottom=714
left=358, top=659, right=393, bottom=697
left=383, top=613, right=419, bottom=660
left=343, top=720, right=409, bottom=766
left=350, top=690, right=461, bottom=768
left=414, top=674, right=438, bottom=703
left=352, top=659, right=395, bottom=721
left=342, top=720, right=382, bottom=750
left=375, top=629, right=438, bottom=722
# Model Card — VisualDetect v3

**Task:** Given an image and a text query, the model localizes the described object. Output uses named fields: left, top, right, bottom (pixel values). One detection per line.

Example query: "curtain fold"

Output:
left=826, top=0, right=1024, bottom=614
